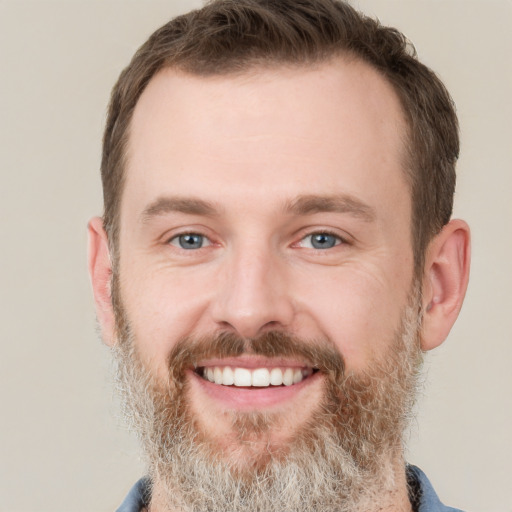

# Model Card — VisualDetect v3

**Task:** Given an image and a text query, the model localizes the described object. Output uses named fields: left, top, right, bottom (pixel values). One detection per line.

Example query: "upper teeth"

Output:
left=202, top=366, right=311, bottom=387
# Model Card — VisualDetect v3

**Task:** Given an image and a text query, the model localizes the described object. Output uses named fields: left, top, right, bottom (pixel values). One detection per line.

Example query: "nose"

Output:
left=211, top=243, right=295, bottom=339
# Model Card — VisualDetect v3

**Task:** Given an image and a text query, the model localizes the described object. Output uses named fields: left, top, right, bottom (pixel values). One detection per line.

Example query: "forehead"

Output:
left=123, top=58, right=409, bottom=222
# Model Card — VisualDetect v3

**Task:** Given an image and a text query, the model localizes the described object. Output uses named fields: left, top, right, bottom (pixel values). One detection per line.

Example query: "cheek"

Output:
left=119, top=264, right=213, bottom=377
left=293, top=265, right=411, bottom=370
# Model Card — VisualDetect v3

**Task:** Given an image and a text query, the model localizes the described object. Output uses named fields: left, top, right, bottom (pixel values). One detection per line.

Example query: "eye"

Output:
left=299, top=232, right=342, bottom=250
left=169, top=233, right=211, bottom=250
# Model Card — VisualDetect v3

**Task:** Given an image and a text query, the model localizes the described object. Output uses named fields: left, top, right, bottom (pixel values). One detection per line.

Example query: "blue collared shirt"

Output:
left=116, top=465, right=464, bottom=512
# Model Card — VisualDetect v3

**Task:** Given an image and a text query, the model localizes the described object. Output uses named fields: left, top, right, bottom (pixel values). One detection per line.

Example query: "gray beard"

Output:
left=111, top=287, right=423, bottom=512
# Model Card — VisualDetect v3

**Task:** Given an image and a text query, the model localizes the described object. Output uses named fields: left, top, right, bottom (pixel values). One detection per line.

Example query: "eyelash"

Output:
left=167, top=233, right=212, bottom=250
left=167, top=230, right=347, bottom=251
left=297, top=230, right=346, bottom=249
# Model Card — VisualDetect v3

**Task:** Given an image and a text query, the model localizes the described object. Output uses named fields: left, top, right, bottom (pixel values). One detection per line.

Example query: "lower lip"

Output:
left=189, top=370, right=322, bottom=410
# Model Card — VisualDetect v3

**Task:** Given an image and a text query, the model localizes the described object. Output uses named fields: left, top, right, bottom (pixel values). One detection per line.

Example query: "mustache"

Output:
left=167, top=331, right=345, bottom=386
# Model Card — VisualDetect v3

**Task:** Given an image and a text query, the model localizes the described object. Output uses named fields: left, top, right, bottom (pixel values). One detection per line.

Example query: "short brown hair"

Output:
left=101, top=0, right=459, bottom=275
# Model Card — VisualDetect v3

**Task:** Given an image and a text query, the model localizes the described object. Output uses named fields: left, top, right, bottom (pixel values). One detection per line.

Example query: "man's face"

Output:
left=114, top=59, right=418, bottom=483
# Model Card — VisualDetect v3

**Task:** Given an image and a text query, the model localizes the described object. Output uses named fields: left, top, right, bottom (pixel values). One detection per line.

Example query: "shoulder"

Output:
left=115, top=477, right=151, bottom=512
left=407, top=465, right=465, bottom=512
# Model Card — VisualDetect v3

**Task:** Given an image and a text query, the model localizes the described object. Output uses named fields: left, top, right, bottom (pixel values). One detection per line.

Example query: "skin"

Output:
left=89, top=58, right=470, bottom=511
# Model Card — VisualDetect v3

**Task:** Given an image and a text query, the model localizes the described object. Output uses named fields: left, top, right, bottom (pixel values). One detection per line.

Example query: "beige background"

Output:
left=0, top=1, right=510, bottom=511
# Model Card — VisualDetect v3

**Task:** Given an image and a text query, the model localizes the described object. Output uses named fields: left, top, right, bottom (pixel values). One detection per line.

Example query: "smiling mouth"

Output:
left=195, top=366, right=319, bottom=388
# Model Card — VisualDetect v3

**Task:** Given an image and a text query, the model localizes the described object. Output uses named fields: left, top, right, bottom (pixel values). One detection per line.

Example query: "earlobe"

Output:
left=87, top=217, right=116, bottom=346
left=420, top=219, right=471, bottom=351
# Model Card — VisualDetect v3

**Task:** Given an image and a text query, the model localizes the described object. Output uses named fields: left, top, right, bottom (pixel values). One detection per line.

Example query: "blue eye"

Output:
left=170, top=233, right=209, bottom=250
left=303, top=232, right=341, bottom=249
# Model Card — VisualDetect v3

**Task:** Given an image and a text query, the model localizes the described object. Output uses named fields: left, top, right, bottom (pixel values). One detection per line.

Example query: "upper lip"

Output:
left=194, top=356, right=315, bottom=370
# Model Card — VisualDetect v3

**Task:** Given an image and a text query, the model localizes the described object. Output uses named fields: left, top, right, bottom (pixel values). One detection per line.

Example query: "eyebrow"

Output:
left=285, top=194, right=376, bottom=222
left=140, top=193, right=376, bottom=223
left=140, top=196, right=220, bottom=222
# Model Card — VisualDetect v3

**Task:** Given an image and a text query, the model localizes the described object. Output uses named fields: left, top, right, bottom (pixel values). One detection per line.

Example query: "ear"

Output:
left=88, top=217, right=116, bottom=346
left=420, top=219, right=471, bottom=351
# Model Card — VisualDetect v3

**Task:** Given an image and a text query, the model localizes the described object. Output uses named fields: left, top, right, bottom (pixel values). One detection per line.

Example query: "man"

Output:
left=88, top=0, right=470, bottom=510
